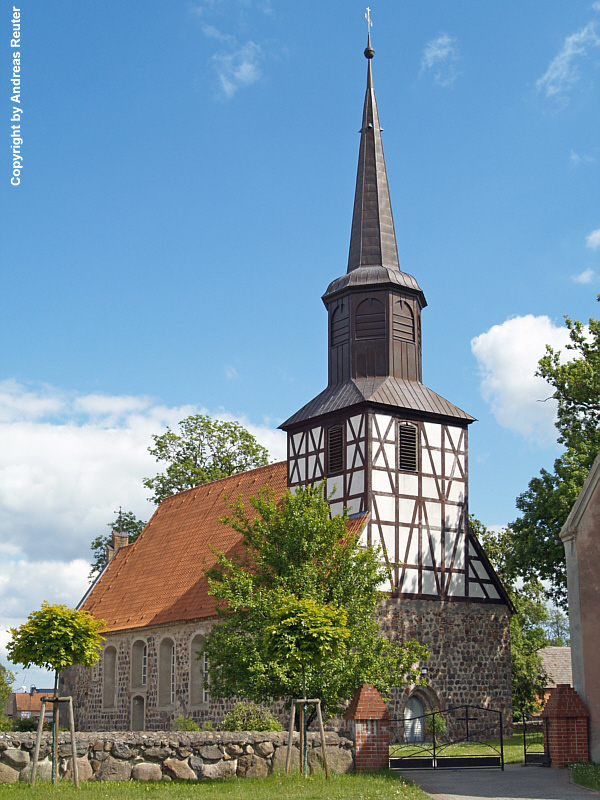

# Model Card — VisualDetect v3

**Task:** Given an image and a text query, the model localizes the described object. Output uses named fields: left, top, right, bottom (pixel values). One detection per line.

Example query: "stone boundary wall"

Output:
left=0, top=730, right=354, bottom=783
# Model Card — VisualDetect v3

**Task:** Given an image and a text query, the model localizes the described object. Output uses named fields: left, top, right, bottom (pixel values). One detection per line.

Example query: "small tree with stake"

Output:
left=7, top=602, right=106, bottom=785
left=263, top=596, right=349, bottom=776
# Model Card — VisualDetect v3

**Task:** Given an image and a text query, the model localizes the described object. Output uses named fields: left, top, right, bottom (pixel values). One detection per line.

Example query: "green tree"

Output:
left=89, top=509, right=146, bottom=582
left=0, top=662, right=15, bottom=732
left=543, top=607, right=570, bottom=647
left=263, top=595, right=350, bottom=697
left=203, top=482, right=429, bottom=718
left=473, top=518, right=549, bottom=718
left=144, top=414, right=270, bottom=504
left=7, top=602, right=106, bottom=696
left=508, top=302, right=600, bottom=608
left=8, top=604, right=106, bottom=780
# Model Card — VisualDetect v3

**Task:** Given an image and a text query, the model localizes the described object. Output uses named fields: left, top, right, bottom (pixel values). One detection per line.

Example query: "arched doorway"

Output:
left=132, top=695, right=145, bottom=731
left=404, top=696, right=425, bottom=743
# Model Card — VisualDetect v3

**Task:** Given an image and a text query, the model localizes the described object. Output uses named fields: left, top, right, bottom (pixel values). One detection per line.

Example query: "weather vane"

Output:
left=365, top=7, right=373, bottom=32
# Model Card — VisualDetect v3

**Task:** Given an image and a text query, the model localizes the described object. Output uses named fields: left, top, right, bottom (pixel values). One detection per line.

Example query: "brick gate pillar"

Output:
left=541, top=684, right=589, bottom=767
left=344, top=684, right=390, bottom=771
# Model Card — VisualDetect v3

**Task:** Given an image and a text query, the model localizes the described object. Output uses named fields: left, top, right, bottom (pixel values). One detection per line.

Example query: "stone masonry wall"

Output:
left=378, top=598, right=512, bottom=728
left=0, top=730, right=353, bottom=783
left=63, top=596, right=512, bottom=733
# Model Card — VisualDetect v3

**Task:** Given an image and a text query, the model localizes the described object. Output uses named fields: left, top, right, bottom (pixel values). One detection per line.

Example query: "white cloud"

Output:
left=586, top=228, right=600, bottom=250
left=420, top=33, right=461, bottom=87
left=570, top=150, right=596, bottom=166
left=212, top=41, right=262, bottom=98
left=471, top=316, right=572, bottom=443
left=536, top=22, right=600, bottom=99
left=0, top=380, right=286, bottom=682
left=573, top=268, right=596, bottom=284
left=224, top=364, right=239, bottom=380
left=0, top=380, right=286, bottom=565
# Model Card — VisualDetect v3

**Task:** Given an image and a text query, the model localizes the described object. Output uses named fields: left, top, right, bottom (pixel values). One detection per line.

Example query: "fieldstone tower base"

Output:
left=345, top=684, right=390, bottom=771
left=541, top=684, right=589, bottom=767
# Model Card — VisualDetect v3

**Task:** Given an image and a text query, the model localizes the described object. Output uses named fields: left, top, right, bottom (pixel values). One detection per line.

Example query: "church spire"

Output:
left=347, top=32, right=400, bottom=273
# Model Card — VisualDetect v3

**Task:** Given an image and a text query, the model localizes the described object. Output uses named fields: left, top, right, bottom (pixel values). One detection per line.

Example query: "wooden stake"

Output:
left=30, top=699, right=46, bottom=786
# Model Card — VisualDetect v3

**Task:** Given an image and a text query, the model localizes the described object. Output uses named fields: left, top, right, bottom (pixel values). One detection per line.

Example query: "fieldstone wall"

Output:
left=63, top=596, right=512, bottom=733
left=0, top=730, right=353, bottom=783
left=378, top=598, right=513, bottom=728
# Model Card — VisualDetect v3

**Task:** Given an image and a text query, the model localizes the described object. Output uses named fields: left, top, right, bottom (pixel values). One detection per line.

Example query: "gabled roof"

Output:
left=81, top=462, right=369, bottom=634
left=281, top=377, right=474, bottom=429
left=81, top=463, right=288, bottom=633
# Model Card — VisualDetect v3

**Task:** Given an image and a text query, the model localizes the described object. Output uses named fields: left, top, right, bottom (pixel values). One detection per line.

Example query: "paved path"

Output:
left=399, top=764, right=599, bottom=800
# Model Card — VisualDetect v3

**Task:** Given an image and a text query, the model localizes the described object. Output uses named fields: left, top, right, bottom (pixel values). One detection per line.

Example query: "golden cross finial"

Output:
left=365, top=7, right=373, bottom=31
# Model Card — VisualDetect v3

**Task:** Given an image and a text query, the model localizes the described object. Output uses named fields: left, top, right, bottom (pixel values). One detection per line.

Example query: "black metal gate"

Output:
left=389, top=705, right=504, bottom=770
left=523, top=716, right=550, bottom=766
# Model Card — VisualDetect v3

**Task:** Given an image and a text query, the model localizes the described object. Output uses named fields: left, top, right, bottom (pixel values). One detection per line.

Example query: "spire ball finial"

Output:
left=364, top=8, right=374, bottom=58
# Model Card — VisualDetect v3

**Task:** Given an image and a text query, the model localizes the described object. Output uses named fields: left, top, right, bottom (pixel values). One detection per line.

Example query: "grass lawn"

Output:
left=0, top=772, right=431, bottom=800
left=570, top=762, right=600, bottom=791
left=390, top=733, right=526, bottom=765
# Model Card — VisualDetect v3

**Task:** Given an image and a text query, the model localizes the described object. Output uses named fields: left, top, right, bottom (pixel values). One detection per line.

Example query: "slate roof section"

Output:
left=281, top=377, right=474, bottom=429
left=80, top=462, right=369, bottom=634
left=539, top=647, right=573, bottom=688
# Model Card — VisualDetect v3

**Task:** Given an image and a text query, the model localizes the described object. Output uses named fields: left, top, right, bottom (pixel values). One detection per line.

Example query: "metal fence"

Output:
left=389, top=705, right=504, bottom=770
left=522, top=715, right=550, bottom=766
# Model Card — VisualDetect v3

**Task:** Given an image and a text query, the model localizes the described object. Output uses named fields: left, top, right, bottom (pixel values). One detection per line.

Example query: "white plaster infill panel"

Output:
left=373, top=493, right=396, bottom=524
left=373, top=413, right=394, bottom=440
left=398, top=473, right=419, bottom=496
left=292, top=431, right=305, bottom=454
left=423, top=421, right=442, bottom=448
left=349, top=469, right=365, bottom=496
left=326, top=478, right=343, bottom=500
left=446, top=481, right=465, bottom=504
left=372, top=468, right=394, bottom=494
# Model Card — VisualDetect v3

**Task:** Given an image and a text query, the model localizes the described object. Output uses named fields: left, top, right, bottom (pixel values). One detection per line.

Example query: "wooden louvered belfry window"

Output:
left=393, top=299, right=415, bottom=342
left=399, top=422, right=418, bottom=472
left=355, top=298, right=385, bottom=339
left=328, top=425, right=344, bottom=475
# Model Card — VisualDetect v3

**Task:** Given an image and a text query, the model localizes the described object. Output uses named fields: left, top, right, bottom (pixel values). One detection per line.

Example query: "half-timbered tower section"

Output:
left=281, top=37, right=512, bottom=722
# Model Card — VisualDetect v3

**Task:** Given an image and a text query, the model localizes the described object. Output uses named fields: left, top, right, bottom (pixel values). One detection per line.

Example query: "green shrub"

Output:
left=200, top=720, right=216, bottom=731
left=221, top=701, right=283, bottom=732
left=12, top=716, right=46, bottom=732
left=172, top=714, right=200, bottom=731
left=0, top=715, right=12, bottom=732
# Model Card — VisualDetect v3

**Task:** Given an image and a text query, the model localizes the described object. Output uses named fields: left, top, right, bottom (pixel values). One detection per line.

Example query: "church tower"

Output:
left=281, top=36, right=505, bottom=606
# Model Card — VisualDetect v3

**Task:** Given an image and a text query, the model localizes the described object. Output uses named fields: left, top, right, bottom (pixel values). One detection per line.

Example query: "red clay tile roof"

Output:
left=81, top=463, right=368, bottom=634
left=81, top=463, right=288, bottom=633
left=10, top=693, right=45, bottom=713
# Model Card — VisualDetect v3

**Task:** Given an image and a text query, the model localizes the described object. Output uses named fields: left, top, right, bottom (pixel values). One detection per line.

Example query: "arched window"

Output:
left=190, top=634, right=209, bottom=707
left=355, top=298, right=385, bottom=340
left=131, top=639, right=147, bottom=689
left=331, top=302, right=349, bottom=347
left=158, top=637, right=175, bottom=706
left=102, top=646, right=117, bottom=709
left=393, top=300, right=415, bottom=342
left=327, top=425, right=344, bottom=475
left=404, top=696, right=425, bottom=743
left=399, top=423, right=418, bottom=472
left=132, top=695, right=145, bottom=731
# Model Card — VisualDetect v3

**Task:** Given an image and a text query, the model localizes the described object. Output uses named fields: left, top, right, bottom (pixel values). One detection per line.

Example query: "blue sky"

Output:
left=1, top=1, right=599, bottom=688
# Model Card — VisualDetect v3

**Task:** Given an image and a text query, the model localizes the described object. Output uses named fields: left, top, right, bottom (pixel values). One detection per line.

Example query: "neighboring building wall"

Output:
left=560, top=454, right=600, bottom=763
left=379, top=598, right=512, bottom=726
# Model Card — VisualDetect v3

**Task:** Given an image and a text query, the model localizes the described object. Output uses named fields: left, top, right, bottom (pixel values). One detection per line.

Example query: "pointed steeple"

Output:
left=347, top=35, right=400, bottom=272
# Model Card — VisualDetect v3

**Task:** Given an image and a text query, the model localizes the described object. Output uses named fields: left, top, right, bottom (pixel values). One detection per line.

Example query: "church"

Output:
left=63, top=35, right=512, bottom=732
